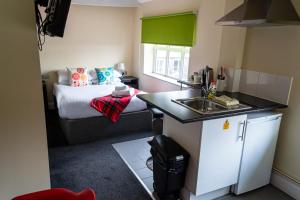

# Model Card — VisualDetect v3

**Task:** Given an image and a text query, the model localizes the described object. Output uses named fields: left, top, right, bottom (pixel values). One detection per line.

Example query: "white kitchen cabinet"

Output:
left=163, top=114, right=247, bottom=197
left=233, top=112, right=282, bottom=195
left=196, top=115, right=247, bottom=195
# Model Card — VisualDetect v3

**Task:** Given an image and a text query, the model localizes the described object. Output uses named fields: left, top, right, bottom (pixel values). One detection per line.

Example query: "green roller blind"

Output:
left=141, top=12, right=197, bottom=47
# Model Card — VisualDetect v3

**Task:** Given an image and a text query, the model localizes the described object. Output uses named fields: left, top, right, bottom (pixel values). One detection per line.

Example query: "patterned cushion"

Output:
left=95, top=67, right=114, bottom=85
left=67, top=67, right=89, bottom=87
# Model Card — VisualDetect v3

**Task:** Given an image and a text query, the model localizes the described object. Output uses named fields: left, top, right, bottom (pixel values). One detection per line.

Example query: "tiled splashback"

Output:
left=224, top=68, right=241, bottom=93
left=224, top=68, right=293, bottom=105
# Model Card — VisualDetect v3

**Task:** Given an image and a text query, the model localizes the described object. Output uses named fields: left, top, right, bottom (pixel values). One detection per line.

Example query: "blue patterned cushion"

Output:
left=95, top=67, right=114, bottom=85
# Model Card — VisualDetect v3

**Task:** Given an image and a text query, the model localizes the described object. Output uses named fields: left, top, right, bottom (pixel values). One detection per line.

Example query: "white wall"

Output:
left=218, top=0, right=246, bottom=69
left=0, top=0, right=50, bottom=199
left=39, top=5, right=136, bottom=102
left=241, top=0, right=300, bottom=181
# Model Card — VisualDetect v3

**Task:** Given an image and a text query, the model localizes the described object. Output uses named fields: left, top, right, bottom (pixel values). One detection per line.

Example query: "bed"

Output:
left=53, top=82, right=152, bottom=145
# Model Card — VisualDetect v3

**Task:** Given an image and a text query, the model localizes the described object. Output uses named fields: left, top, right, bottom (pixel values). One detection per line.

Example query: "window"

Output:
left=144, top=44, right=190, bottom=81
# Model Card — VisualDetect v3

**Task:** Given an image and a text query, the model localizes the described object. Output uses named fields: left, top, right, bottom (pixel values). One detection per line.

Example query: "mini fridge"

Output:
left=233, top=112, right=282, bottom=195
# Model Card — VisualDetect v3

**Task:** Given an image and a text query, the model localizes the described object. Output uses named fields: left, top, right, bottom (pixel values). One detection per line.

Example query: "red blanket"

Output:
left=90, top=89, right=140, bottom=123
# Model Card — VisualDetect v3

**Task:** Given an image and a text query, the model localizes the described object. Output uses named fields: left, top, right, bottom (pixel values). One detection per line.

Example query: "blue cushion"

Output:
left=95, top=67, right=114, bottom=85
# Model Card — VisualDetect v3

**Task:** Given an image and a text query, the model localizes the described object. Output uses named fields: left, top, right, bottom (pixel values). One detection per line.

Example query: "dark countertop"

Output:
left=137, top=90, right=287, bottom=123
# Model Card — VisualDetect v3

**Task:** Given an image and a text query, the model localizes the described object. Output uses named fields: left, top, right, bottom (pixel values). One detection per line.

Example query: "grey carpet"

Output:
left=49, top=132, right=156, bottom=200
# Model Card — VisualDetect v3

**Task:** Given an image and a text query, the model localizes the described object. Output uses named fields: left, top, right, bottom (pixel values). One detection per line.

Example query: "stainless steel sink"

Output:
left=172, top=97, right=252, bottom=115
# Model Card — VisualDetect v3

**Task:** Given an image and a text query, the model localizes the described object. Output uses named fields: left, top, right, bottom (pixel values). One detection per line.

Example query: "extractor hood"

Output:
left=216, top=0, right=300, bottom=27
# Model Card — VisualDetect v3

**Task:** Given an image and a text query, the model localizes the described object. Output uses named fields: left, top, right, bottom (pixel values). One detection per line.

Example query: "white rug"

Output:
left=113, top=137, right=155, bottom=199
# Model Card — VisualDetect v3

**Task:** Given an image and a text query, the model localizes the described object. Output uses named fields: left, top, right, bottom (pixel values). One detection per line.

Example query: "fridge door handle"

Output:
left=238, top=121, right=246, bottom=141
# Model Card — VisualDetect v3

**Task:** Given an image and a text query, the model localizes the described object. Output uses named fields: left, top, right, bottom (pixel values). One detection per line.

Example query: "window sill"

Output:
left=143, top=72, right=186, bottom=87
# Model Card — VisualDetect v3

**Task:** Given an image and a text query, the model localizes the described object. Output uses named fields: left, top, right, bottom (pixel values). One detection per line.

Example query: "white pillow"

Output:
left=114, top=76, right=122, bottom=83
left=57, top=70, right=69, bottom=85
left=114, top=70, right=122, bottom=78
left=88, top=69, right=98, bottom=85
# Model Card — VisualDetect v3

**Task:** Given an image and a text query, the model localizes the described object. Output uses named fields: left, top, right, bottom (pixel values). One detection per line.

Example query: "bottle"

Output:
left=208, top=81, right=217, bottom=100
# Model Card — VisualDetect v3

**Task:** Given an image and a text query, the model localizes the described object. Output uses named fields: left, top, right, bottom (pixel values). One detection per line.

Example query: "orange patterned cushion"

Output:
left=68, top=67, right=89, bottom=87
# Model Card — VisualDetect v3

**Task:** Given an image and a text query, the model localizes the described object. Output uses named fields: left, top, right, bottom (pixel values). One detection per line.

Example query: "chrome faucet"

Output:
left=201, top=86, right=209, bottom=98
left=201, top=66, right=210, bottom=98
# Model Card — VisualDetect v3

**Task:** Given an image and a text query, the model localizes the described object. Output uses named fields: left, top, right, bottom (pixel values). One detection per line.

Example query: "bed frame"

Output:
left=59, top=110, right=152, bottom=145
left=53, top=96, right=152, bottom=144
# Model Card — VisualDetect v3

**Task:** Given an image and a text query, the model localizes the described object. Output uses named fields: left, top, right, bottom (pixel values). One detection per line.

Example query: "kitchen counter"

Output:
left=137, top=90, right=287, bottom=123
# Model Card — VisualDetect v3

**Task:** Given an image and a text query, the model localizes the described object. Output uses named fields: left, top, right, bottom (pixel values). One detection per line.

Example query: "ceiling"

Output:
left=72, top=0, right=152, bottom=7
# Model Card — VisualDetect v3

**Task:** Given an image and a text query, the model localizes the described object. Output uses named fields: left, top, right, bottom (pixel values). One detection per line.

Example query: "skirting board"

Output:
left=271, top=170, right=300, bottom=199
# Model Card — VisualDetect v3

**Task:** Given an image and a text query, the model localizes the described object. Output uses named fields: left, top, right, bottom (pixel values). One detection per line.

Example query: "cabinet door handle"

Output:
left=238, top=121, right=246, bottom=141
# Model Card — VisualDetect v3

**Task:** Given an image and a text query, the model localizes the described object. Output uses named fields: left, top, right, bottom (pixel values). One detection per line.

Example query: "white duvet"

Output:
left=54, top=83, right=147, bottom=119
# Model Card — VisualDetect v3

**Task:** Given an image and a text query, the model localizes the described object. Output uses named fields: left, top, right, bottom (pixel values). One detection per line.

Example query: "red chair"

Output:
left=12, top=188, right=96, bottom=200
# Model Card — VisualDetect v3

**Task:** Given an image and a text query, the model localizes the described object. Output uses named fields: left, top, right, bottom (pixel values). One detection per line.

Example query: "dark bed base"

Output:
left=59, top=110, right=152, bottom=145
